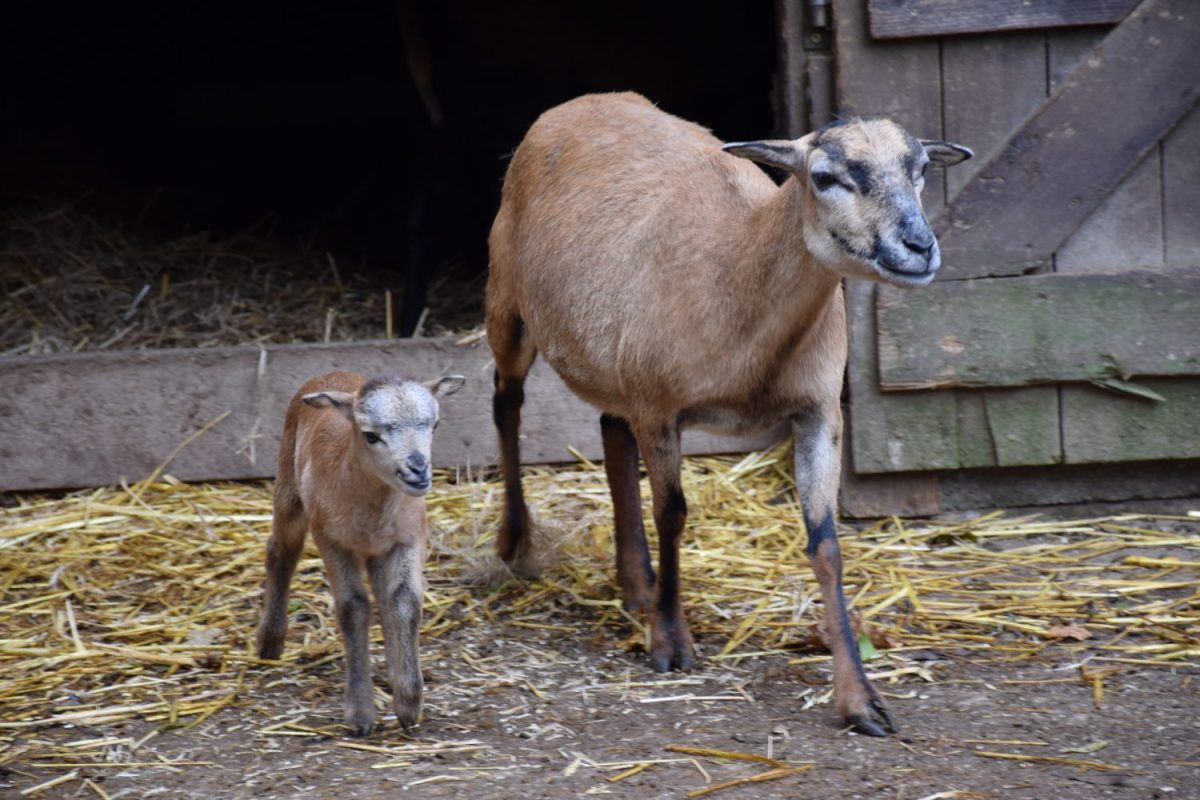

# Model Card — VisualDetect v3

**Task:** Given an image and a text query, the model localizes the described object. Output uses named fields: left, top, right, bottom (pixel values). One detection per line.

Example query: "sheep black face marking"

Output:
left=722, top=117, right=970, bottom=287
left=801, top=118, right=970, bottom=287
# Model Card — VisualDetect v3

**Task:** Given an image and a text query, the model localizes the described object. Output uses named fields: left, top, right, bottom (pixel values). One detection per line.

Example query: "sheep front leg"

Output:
left=320, top=540, right=375, bottom=736
left=368, top=544, right=426, bottom=730
left=636, top=423, right=695, bottom=672
left=793, top=406, right=894, bottom=736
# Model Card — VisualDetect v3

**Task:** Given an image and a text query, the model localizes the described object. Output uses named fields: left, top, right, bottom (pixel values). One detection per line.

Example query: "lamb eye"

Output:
left=362, top=431, right=382, bottom=445
left=811, top=171, right=847, bottom=192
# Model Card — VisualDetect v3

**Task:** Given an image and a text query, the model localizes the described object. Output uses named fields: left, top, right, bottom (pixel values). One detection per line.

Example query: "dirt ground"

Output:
left=5, top=593, right=1199, bottom=799
left=3, top=472, right=1199, bottom=800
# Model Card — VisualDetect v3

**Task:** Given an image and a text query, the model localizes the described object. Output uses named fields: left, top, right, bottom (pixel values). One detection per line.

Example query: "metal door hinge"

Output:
left=804, top=0, right=832, bottom=51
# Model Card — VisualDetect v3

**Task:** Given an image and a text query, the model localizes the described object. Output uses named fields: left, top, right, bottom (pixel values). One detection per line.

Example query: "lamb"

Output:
left=484, top=92, right=970, bottom=736
left=255, top=370, right=464, bottom=736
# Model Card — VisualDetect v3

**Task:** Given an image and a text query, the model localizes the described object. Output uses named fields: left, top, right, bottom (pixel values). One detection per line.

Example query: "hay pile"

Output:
left=0, top=207, right=485, bottom=356
left=2, top=444, right=1197, bottom=775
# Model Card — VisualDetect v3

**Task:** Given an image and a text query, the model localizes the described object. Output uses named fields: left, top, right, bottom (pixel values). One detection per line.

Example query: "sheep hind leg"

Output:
left=600, top=413, right=655, bottom=613
left=488, top=312, right=539, bottom=578
left=636, top=422, right=695, bottom=672
left=793, top=407, right=894, bottom=736
left=255, top=494, right=306, bottom=660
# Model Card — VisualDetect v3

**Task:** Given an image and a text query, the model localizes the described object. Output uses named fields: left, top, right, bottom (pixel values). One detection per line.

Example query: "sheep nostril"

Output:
left=405, top=453, right=428, bottom=472
left=904, top=234, right=935, bottom=259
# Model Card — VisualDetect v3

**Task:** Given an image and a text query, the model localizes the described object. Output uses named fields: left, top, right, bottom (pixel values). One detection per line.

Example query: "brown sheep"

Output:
left=256, top=370, right=464, bottom=735
left=485, top=92, right=970, bottom=736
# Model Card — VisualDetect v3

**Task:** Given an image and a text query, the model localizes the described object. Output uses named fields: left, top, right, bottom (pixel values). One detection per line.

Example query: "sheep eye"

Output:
left=362, top=431, right=382, bottom=445
left=811, top=171, right=848, bottom=192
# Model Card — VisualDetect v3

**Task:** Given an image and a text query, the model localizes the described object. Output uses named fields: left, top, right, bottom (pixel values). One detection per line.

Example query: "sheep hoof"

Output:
left=650, top=636, right=696, bottom=673
left=344, top=703, right=375, bottom=737
left=504, top=549, right=541, bottom=581
left=845, top=697, right=895, bottom=737
left=393, top=695, right=423, bottom=731
left=344, top=719, right=373, bottom=738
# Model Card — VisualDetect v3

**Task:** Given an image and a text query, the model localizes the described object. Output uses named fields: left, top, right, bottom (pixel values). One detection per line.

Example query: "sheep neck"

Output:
left=731, top=176, right=844, bottom=356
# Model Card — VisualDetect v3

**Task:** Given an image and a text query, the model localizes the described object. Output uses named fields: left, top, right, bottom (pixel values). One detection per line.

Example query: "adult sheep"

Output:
left=485, top=92, right=970, bottom=736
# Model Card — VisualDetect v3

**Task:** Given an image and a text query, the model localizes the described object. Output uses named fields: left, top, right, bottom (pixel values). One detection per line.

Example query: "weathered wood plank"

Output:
left=939, top=29, right=1063, bottom=469
left=941, top=30, right=1047, bottom=201
left=1062, top=380, right=1200, bottom=463
left=838, top=0, right=961, bottom=475
left=838, top=446, right=943, bottom=517
left=876, top=271, right=1200, bottom=389
left=934, top=0, right=1200, bottom=278
left=982, top=389, right=1062, bottom=467
left=0, top=339, right=785, bottom=492
left=1163, top=104, right=1200, bottom=268
left=778, top=0, right=809, bottom=137
left=1050, top=28, right=1165, bottom=274
left=868, top=0, right=1137, bottom=39
left=847, top=281, right=960, bottom=473
left=834, top=0, right=946, bottom=217
left=938, top=458, right=1200, bottom=509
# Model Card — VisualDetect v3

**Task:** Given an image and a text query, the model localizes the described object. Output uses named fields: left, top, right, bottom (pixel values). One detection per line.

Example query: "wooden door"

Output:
left=825, top=0, right=1200, bottom=510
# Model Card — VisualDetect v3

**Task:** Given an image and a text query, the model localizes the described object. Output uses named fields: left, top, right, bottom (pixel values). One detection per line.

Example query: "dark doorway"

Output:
left=3, top=1, right=779, bottom=336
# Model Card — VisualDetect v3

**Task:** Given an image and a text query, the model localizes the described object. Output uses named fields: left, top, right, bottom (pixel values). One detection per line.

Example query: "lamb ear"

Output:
left=722, top=138, right=808, bottom=173
left=302, top=390, right=356, bottom=420
left=425, top=375, right=466, bottom=398
left=921, top=139, right=973, bottom=166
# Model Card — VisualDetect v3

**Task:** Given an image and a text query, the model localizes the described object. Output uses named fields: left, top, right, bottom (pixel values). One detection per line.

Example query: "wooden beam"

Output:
left=1062, top=380, right=1200, bottom=463
left=876, top=271, right=1200, bottom=390
left=0, top=338, right=784, bottom=493
left=868, top=0, right=1137, bottom=39
left=933, top=0, right=1200, bottom=278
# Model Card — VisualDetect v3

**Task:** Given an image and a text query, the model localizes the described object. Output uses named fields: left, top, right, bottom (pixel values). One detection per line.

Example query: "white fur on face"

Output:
left=354, top=381, right=440, bottom=495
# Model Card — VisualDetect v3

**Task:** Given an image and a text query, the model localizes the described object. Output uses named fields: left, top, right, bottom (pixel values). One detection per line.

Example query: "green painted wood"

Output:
left=848, top=282, right=1064, bottom=473
left=876, top=272, right=1200, bottom=390
left=1063, top=380, right=1200, bottom=463
left=939, top=29, right=1063, bottom=470
left=868, top=0, right=1137, bottom=39
left=983, top=388, right=1062, bottom=466
left=953, top=392, right=995, bottom=469
left=934, top=0, right=1200, bottom=278
left=951, top=389, right=1063, bottom=469
left=848, top=281, right=960, bottom=474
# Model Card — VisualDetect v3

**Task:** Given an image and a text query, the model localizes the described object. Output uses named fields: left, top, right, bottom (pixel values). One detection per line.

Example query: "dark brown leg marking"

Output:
left=638, top=424, right=695, bottom=673
left=651, top=484, right=694, bottom=671
left=806, top=513, right=895, bottom=736
left=600, top=413, right=655, bottom=612
left=493, top=369, right=537, bottom=577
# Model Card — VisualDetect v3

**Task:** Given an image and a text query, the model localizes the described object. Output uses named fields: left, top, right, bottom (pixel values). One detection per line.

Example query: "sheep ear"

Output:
left=722, top=138, right=808, bottom=173
left=302, top=390, right=356, bottom=420
left=921, top=139, right=973, bottom=166
left=425, top=375, right=465, bottom=398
